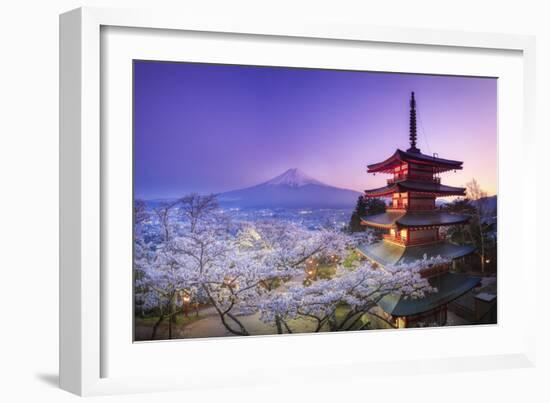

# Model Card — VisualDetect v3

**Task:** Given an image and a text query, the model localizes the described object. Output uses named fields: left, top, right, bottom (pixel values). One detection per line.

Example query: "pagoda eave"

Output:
left=356, top=240, right=475, bottom=267
left=378, top=272, right=481, bottom=317
left=367, top=149, right=463, bottom=174
left=364, top=190, right=465, bottom=198
left=364, top=181, right=466, bottom=198
left=360, top=211, right=470, bottom=229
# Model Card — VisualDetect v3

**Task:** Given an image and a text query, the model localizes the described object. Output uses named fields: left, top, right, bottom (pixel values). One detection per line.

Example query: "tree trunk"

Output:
left=168, top=294, right=177, bottom=339
left=226, top=312, right=249, bottom=336
left=203, top=285, right=249, bottom=336
left=479, top=223, right=485, bottom=273
left=170, top=295, right=177, bottom=324
left=151, top=315, right=164, bottom=340
left=275, top=316, right=283, bottom=334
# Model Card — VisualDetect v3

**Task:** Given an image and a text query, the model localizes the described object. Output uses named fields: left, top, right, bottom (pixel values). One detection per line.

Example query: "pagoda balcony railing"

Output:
left=420, top=264, right=449, bottom=279
left=406, top=237, right=441, bottom=246
left=386, top=205, right=407, bottom=210
left=383, top=234, right=440, bottom=246
left=387, top=175, right=441, bottom=185
left=386, top=205, right=436, bottom=211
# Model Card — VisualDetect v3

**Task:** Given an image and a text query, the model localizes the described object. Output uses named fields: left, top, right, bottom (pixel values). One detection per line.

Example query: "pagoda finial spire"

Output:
left=407, top=91, right=420, bottom=153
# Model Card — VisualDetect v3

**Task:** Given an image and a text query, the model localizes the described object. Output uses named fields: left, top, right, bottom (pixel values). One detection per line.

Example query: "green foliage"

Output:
left=348, top=196, right=386, bottom=232
left=442, top=198, right=477, bottom=244
left=317, top=264, right=337, bottom=279
left=442, top=195, right=497, bottom=273
left=442, top=197, right=494, bottom=245
left=342, top=251, right=361, bottom=268
left=442, top=198, right=476, bottom=215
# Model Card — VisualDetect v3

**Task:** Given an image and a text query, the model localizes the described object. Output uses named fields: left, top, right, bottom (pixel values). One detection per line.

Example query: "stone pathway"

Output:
left=181, top=311, right=279, bottom=338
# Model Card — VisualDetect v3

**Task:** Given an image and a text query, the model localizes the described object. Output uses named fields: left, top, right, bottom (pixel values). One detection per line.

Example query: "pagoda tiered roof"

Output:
left=357, top=240, right=475, bottom=266
left=378, top=272, right=480, bottom=316
left=367, top=149, right=463, bottom=174
left=361, top=211, right=470, bottom=229
left=363, top=180, right=466, bottom=197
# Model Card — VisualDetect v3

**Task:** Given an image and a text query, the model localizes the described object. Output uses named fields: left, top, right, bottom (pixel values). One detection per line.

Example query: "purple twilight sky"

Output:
left=134, top=60, right=497, bottom=200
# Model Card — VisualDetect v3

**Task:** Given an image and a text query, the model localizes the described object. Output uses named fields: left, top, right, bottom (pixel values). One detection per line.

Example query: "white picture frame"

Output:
left=60, top=6, right=537, bottom=396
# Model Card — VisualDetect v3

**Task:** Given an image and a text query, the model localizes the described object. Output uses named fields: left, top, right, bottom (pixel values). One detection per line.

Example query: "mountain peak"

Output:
left=263, top=168, right=326, bottom=187
left=219, top=168, right=360, bottom=208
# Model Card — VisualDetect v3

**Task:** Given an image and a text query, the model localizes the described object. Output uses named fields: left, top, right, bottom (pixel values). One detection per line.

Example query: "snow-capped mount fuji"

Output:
left=219, top=168, right=361, bottom=209
left=263, top=168, right=326, bottom=187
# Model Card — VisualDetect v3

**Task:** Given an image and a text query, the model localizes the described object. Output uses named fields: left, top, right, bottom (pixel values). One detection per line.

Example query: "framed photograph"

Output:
left=60, top=7, right=537, bottom=396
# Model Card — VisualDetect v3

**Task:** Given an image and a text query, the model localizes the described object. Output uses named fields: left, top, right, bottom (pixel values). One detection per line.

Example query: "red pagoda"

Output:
left=358, top=92, right=480, bottom=328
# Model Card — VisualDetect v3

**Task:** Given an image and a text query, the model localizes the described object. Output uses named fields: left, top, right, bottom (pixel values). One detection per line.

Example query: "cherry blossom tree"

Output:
left=134, top=199, right=183, bottom=339
left=256, top=256, right=442, bottom=333
left=466, top=179, right=491, bottom=273
left=134, top=194, right=440, bottom=338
